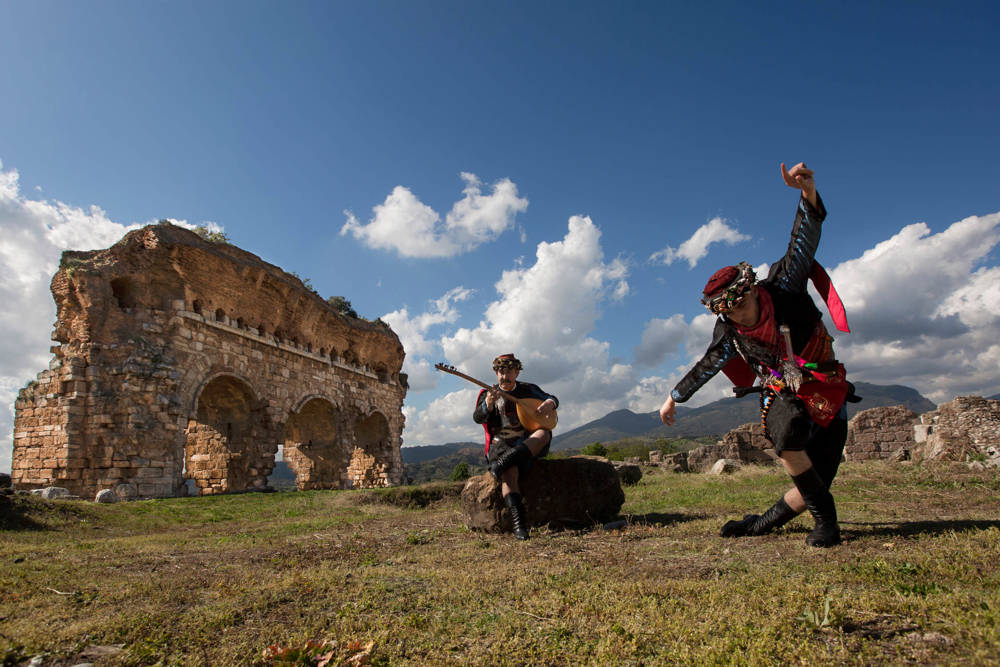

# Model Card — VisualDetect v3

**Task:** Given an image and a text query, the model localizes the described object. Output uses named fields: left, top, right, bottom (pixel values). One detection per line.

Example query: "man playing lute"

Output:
left=473, top=353, right=559, bottom=540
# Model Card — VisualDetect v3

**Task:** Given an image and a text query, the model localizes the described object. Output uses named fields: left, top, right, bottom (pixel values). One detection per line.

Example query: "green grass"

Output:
left=2, top=460, right=999, bottom=665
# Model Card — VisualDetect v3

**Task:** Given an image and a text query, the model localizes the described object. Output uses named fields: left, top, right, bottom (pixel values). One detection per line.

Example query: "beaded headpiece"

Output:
left=701, top=262, right=757, bottom=314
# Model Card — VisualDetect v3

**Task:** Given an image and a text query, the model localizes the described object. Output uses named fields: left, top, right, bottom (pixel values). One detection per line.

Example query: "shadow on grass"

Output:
left=620, top=511, right=708, bottom=527
left=844, top=518, right=1000, bottom=539
left=0, top=496, right=47, bottom=531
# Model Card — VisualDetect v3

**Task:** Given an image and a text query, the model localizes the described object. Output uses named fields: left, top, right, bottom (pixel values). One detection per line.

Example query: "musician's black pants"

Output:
left=487, top=434, right=551, bottom=475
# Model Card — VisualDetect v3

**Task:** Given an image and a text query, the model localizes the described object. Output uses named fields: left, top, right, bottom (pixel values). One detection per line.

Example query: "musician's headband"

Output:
left=492, top=354, right=523, bottom=372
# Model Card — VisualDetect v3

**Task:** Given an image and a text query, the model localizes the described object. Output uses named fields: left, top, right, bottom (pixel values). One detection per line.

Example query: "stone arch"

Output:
left=346, top=411, right=392, bottom=488
left=184, top=373, right=273, bottom=495
left=282, top=395, right=346, bottom=490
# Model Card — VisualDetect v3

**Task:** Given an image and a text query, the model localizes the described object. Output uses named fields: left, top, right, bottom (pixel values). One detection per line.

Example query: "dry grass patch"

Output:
left=1, top=460, right=998, bottom=665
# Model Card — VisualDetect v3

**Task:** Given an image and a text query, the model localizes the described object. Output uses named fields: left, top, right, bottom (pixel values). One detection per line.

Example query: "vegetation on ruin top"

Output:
left=1, top=461, right=998, bottom=665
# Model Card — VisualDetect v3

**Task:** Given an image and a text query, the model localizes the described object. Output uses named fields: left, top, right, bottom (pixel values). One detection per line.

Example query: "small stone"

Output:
left=95, top=489, right=117, bottom=503
left=614, top=463, right=643, bottom=486
left=38, top=486, right=71, bottom=499
left=709, top=458, right=742, bottom=475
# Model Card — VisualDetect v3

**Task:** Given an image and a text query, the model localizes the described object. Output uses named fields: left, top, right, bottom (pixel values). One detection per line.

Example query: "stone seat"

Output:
left=460, top=456, right=625, bottom=533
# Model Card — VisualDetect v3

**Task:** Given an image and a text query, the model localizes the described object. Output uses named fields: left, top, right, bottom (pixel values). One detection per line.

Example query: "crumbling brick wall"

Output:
left=12, top=223, right=407, bottom=498
left=844, top=405, right=919, bottom=460
left=914, top=396, right=1000, bottom=461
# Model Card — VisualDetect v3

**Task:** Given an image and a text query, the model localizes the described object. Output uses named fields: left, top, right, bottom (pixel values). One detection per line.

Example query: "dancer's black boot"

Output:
left=720, top=497, right=799, bottom=537
left=504, top=492, right=529, bottom=540
left=489, top=443, right=531, bottom=480
left=791, top=467, right=841, bottom=547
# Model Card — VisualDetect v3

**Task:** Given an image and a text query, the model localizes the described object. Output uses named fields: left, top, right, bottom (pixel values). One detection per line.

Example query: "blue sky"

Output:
left=2, top=1, right=999, bottom=472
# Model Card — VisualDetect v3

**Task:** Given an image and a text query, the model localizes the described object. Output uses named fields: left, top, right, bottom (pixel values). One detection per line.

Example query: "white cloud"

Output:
left=403, top=215, right=632, bottom=445
left=381, top=286, right=474, bottom=392
left=341, top=173, right=528, bottom=258
left=403, top=388, right=484, bottom=446
left=650, top=217, right=750, bottom=268
left=0, top=159, right=217, bottom=473
left=827, top=212, right=1000, bottom=403
left=634, top=314, right=690, bottom=367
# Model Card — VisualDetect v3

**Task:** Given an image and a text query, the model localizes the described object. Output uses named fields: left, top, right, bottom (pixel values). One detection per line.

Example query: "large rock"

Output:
left=0, top=472, right=10, bottom=489
left=614, top=462, right=642, bottom=486
left=461, top=456, right=625, bottom=533
left=717, top=422, right=777, bottom=464
left=660, top=451, right=689, bottom=473
left=686, top=444, right=724, bottom=473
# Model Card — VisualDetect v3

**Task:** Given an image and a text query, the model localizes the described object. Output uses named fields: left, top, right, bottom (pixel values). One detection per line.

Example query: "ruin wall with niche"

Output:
left=11, top=222, right=408, bottom=499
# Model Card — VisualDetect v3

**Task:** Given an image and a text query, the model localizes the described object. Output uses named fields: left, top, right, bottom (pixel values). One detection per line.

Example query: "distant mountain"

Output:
left=989, top=393, right=1000, bottom=401
left=401, top=442, right=481, bottom=464
left=552, top=381, right=936, bottom=451
left=397, top=382, right=937, bottom=476
left=402, top=443, right=486, bottom=484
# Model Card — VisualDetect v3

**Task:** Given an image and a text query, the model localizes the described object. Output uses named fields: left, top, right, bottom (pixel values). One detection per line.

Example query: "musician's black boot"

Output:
left=720, top=497, right=798, bottom=538
left=791, top=468, right=841, bottom=547
left=489, top=443, right=531, bottom=480
left=504, top=492, right=529, bottom=540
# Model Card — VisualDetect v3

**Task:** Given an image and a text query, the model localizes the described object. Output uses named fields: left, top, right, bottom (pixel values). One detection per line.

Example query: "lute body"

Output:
left=434, top=363, right=558, bottom=432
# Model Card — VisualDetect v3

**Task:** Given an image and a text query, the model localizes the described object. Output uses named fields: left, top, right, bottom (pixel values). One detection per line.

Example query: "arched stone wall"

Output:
left=185, top=374, right=274, bottom=495
left=283, top=397, right=346, bottom=490
left=346, top=412, right=392, bottom=488
left=11, top=223, right=407, bottom=499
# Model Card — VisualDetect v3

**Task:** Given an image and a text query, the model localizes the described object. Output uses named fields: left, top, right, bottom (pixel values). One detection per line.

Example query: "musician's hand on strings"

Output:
left=485, top=386, right=502, bottom=409
left=536, top=399, right=557, bottom=416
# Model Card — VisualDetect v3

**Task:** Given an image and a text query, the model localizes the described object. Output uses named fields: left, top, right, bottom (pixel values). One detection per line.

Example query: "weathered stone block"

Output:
left=461, top=457, right=625, bottom=533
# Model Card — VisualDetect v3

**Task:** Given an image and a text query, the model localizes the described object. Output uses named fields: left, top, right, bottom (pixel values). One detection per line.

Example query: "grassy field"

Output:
left=2, top=460, right=998, bottom=665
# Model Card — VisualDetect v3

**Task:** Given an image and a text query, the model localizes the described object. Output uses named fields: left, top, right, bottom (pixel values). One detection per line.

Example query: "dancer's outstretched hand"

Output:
left=780, top=162, right=817, bottom=206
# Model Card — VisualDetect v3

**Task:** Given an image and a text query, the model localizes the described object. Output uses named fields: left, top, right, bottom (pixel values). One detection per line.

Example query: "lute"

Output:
left=434, top=363, right=558, bottom=432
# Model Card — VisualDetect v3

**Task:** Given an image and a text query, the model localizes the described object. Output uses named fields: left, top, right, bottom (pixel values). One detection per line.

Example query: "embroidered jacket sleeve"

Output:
left=670, top=319, right=738, bottom=403
left=766, top=193, right=826, bottom=293
left=473, top=389, right=491, bottom=424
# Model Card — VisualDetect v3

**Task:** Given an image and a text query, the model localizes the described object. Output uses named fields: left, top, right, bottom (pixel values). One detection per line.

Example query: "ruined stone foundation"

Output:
left=12, top=222, right=407, bottom=498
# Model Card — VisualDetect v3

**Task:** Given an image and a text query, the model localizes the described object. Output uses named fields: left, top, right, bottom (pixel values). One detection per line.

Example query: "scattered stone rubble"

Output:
left=11, top=222, right=407, bottom=499
left=648, top=396, right=1000, bottom=474
left=914, top=396, right=1000, bottom=466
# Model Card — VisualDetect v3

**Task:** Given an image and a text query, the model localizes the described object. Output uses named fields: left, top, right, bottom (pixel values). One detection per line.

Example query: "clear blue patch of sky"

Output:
left=2, top=0, right=998, bottom=373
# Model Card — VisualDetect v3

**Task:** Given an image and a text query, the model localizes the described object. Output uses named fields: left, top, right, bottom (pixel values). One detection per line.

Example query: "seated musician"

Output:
left=473, top=353, right=558, bottom=540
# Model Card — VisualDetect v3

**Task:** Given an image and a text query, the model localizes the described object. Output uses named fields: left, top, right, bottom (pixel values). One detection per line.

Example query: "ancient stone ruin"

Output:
left=677, top=396, right=1000, bottom=472
left=913, top=396, right=1000, bottom=464
left=12, top=222, right=408, bottom=499
left=845, top=405, right=920, bottom=461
